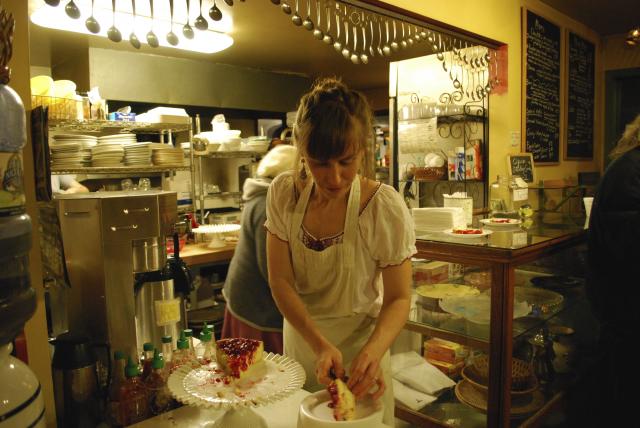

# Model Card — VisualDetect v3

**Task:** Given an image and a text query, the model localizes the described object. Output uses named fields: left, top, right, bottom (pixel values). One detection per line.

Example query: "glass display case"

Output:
left=393, top=215, right=596, bottom=427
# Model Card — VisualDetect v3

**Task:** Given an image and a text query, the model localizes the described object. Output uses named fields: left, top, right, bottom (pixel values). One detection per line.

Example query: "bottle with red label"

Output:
left=119, top=356, right=148, bottom=425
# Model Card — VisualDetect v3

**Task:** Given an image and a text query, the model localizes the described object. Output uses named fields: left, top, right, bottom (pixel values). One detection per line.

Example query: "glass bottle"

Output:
left=171, top=330, right=190, bottom=372
left=509, top=175, right=529, bottom=213
left=489, top=175, right=511, bottom=217
left=183, top=329, right=195, bottom=360
left=161, top=335, right=173, bottom=375
left=143, top=349, right=172, bottom=416
left=140, top=342, right=154, bottom=380
left=108, top=351, right=127, bottom=427
left=120, top=356, right=149, bottom=425
left=197, top=323, right=214, bottom=365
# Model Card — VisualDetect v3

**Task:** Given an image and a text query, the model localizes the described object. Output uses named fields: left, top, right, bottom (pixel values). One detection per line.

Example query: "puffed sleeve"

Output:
left=365, top=184, right=417, bottom=267
left=265, top=172, right=295, bottom=242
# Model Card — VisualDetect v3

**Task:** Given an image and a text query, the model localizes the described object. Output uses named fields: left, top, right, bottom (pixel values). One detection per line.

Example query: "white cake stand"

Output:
left=167, top=353, right=306, bottom=428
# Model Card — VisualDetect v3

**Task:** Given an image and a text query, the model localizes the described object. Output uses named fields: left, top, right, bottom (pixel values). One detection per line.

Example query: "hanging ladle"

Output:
left=382, top=19, right=391, bottom=56
left=44, top=0, right=61, bottom=6
left=194, top=0, right=208, bottom=30
left=281, top=1, right=292, bottom=14
left=223, top=0, right=233, bottom=5
left=322, top=4, right=333, bottom=45
left=333, top=10, right=342, bottom=53
left=341, top=18, right=351, bottom=60
left=291, top=0, right=302, bottom=26
left=302, top=0, right=314, bottom=31
left=312, top=0, right=323, bottom=40
left=360, top=21, right=368, bottom=64
left=183, top=0, right=194, bottom=39
left=85, top=0, right=101, bottom=34
left=390, top=20, right=399, bottom=51
left=146, top=0, right=159, bottom=47
left=107, top=0, right=122, bottom=42
left=129, top=0, right=141, bottom=49
left=209, top=0, right=222, bottom=21
left=368, top=13, right=375, bottom=57
left=167, top=0, right=179, bottom=46
left=65, top=0, right=81, bottom=19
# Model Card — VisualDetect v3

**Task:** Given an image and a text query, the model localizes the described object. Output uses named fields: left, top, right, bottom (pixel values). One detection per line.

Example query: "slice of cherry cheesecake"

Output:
left=327, top=378, right=355, bottom=421
left=215, top=338, right=264, bottom=380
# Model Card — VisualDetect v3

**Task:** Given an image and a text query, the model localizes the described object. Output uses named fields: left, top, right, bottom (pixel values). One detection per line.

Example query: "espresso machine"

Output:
left=57, top=191, right=186, bottom=357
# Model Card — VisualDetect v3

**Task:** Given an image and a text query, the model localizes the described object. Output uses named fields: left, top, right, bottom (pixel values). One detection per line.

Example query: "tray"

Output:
left=455, top=380, right=544, bottom=417
left=167, top=352, right=306, bottom=410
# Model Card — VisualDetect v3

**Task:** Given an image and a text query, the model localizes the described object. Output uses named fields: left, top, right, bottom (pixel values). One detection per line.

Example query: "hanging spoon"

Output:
left=312, top=0, right=323, bottom=39
left=382, top=19, right=391, bottom=56
left=376, top=18, right=383, bottom=56
left=368, top=14, right=375, bottom=57
left=129, top=0, right=141, bottom=49
left=224, top=0, right=233, bottom=5
left=322, top=4, right=333, bottom=44
left=407, top=25, right=414, bottom=46
left=302, top=0, right=314, bottom=31
left=333, top=10, right=342, bottom=53
left=342, top=18, right=350, bottom=60
left=44, top=0, right=61, bottom=6
left=167, top=0, right=179, bottom=46
left=146, top=0, right=159, bottom=47
left=390, top=20, right=399, bottom=51
left=400, top=22, right=407, bottom=49
left=107, top=0, right=122, bottom=42
left=65, top=0, right=81, bottom=19
left=194, top=0, right=209, bottom=29
left=350, top=25, right=359, bottom=64
left=270, top=0, right=281, bottom=4
left=291, top=0, right=302, bottom=26
left=359, top=21, right=368, bottom=64
left=209, top=0, right=222, bottom=21
left=182, top=0, right=194, bottom=39
left=85, top=0, right=101, bottom=34
left=281, top=1, right=291, bottom=14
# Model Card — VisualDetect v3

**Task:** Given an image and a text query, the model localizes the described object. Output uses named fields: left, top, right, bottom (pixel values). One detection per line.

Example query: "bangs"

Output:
left=299, top=101, right=360, bottom=161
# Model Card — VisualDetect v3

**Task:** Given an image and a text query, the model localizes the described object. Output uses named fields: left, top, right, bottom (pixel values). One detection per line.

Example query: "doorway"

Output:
left=604, top=67, right=640, bottom=168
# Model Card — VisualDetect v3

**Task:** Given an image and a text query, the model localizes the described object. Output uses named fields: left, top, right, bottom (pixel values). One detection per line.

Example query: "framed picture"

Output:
left=507, top=153, right=536, bottom=184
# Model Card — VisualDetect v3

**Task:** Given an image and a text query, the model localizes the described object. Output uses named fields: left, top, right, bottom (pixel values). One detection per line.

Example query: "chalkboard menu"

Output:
left=525, top=10, right=561, bottom=163
left=566, top=32, right=595, bottom=159
left=508, top=154, right=535, bottom=183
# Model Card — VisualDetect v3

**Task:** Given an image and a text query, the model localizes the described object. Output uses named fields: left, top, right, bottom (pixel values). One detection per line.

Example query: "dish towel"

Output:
left=390, top=351, right=456, bottom=395
left=392, top=379, right=437, bottom=411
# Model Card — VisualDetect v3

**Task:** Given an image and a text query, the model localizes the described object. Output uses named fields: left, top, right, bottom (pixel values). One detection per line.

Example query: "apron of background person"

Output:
left=283, top=176, right=394, bottom=425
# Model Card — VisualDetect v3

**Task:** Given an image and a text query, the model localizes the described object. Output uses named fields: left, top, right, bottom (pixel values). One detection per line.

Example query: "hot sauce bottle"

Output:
left=120, top=356, right=149, bottom=425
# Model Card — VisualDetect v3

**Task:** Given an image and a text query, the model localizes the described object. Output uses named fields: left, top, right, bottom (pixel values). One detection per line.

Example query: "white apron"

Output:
left=283, top=177, right=394, bottom=425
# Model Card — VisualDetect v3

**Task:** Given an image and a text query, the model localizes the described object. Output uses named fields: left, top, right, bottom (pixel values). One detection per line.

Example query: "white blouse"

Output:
left=265, top=172, right=417, bottom=317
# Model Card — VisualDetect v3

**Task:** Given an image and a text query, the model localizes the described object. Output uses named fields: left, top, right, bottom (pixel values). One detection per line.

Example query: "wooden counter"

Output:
left=178, top=242, right=236, bottom=266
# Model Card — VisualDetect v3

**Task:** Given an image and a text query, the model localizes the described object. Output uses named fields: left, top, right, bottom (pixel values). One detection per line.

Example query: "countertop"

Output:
left=178, top=242, right=236, bottom=266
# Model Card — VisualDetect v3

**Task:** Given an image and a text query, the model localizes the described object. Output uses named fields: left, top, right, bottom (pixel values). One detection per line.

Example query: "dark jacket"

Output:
left=586, top=146, right=640, bottom=328
left=222, top=178, right=283, bottom=331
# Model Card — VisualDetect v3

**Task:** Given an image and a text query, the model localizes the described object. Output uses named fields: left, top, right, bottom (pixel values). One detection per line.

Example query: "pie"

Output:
left=327, top=378, right=355, bottom=421
left=215, top=338, right=264, bottom=380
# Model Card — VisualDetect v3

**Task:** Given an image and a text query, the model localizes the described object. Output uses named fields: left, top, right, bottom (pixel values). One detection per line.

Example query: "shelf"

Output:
left=51, top=165, right=190, bottom=174
left=198, top=192, right=242, bottom=199
left=195, top=151, right=261, bottom=159
left=398, top=113, right=486, bottom=124
left=49, top=119, right=192, bottom=133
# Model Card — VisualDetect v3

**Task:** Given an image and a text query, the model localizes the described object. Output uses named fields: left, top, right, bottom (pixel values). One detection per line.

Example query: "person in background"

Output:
left=51, top=174, right=89, bottom=194
left=220, top=144, right=298, bottom=354
left=584, top=113, right=640, bottom=427
left=265, top=78, right=416, bottom=425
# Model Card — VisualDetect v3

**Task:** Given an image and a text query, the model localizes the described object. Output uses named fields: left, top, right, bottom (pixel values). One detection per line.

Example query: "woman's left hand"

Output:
left=347, top=346, right=385, bottom=400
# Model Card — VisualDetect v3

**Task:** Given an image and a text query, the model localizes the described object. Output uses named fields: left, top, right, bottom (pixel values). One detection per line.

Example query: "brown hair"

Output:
left=610, top=114, right=640, bottom=159
left=293, top=77, right=374, bottom=179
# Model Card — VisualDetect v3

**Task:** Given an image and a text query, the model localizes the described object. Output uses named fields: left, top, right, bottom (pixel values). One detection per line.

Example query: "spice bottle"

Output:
left=140, top=342, right=154, bottom=380
left=183, top=329, right=195, bottom=360
left=143, top=349, right=172, bottom=416
left=107, top=351, right=126, bottom=427
left=197, top=323, right=214, bottom=365
left=171, top=330, right=190, bottom=372
left=120, top=356, right=148, bottom=425
left=161, top=335, right=173, bottom=375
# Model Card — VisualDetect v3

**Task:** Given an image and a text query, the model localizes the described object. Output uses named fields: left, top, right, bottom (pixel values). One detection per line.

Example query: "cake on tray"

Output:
left=215, top=338, right=264, bottom=380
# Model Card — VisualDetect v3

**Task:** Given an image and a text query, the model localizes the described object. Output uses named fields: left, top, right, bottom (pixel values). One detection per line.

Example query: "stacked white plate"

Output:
left=51, top=134, right=97, bottom=168
left=151, top=144, right=184, bottom=166
left=124, top=142, right=152, bottom=167
left=92, top=144, right=125, bottom=167
left=97, top=133, right=137, bottom=146
left=50, top=142, right=87, bottom=169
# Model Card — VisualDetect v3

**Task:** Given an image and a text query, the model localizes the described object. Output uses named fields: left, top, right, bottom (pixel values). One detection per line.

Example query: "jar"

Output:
left=489, top=175, right=512, bottom=216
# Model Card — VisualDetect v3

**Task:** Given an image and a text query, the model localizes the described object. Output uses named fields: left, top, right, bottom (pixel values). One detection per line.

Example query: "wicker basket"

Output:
left=465, top=355, right=537, bottom=393
left=412, top=166, right=447, bottom=181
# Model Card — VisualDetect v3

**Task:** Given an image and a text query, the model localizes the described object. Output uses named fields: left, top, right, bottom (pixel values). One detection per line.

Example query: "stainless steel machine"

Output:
left=57, top=191, right=185, bottom=357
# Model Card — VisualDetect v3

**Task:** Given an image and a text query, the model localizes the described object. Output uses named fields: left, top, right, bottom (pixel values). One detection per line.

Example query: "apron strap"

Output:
left=289, top=178, right=314, bottom=242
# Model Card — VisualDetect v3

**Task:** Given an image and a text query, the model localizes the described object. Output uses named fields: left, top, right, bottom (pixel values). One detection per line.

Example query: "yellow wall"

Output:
left=383, top=0, right=605, bottom=182
left=603, top=33, right=640, bottom=71
left=4, top=0, right=56, bottom=426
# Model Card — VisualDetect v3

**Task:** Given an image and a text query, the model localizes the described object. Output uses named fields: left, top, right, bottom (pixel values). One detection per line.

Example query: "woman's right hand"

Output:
left=315, top=341, right=344, bottom=386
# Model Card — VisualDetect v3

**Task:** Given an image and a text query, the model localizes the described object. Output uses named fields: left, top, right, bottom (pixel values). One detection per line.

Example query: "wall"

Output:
left=602, top=33, right=640, bottom=71
left=383, top=0, right=604, bottom=182
left=86, top=48, right=312, bottom=112
left=4, top=1, right=56, bottom=426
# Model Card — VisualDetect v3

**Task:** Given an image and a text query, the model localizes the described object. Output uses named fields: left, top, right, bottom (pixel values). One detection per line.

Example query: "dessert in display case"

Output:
left=168, top=338, right=305, bottom=428
left=394, top=216, right=596, bottom=427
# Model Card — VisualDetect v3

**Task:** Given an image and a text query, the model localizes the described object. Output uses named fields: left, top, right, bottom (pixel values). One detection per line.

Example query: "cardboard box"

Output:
left=426, top=358, right=464, bottom=377
left=413, top=261, right=449, bottom=285
left=424, top=337, right=468, bottom=364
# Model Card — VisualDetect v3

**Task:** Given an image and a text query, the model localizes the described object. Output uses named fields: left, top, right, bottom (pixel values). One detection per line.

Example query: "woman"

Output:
left=221, top=144, right=297, bottom=354
left=265, top=78, right=415, bottom=424
left=584, top=114, right=640, bottom=427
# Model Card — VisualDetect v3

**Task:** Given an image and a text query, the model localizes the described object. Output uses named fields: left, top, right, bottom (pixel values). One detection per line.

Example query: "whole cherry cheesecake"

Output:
left=215, top=338, right=264, bottom=379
